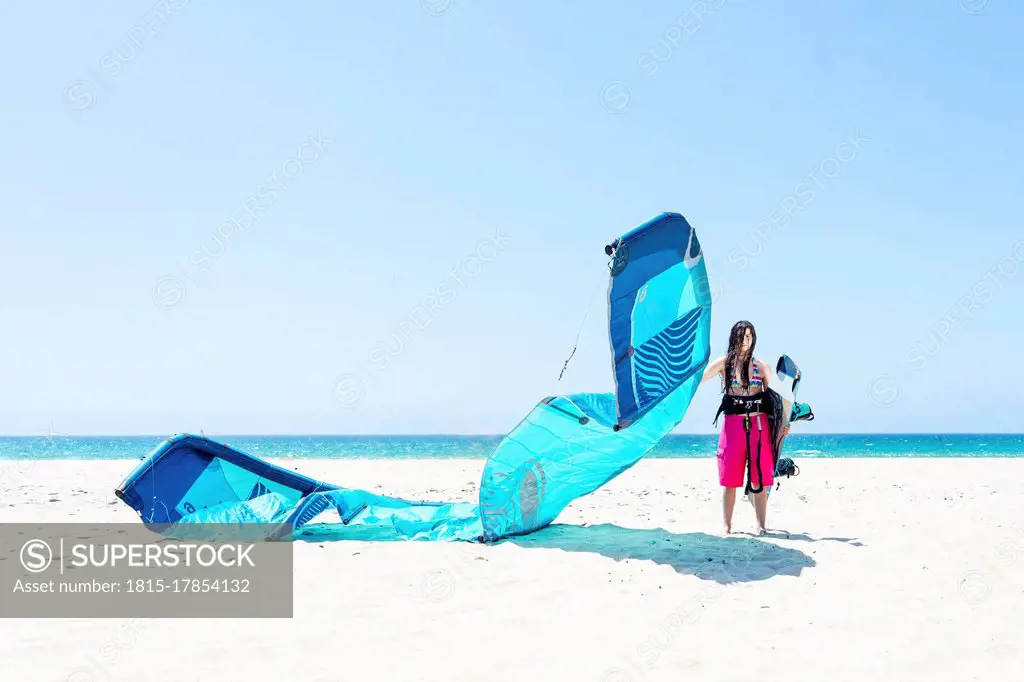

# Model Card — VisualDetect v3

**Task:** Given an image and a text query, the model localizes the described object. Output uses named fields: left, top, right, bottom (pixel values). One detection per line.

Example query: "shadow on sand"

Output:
left=760, top=529, right=864, bottom=547
left=298, top=521, right=816, bottom=584
left=507, top=523, right=815, bottom=584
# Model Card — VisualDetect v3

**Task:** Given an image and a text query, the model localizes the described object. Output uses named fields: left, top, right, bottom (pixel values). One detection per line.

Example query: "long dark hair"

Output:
left=724, top=320, right=757, bottom=391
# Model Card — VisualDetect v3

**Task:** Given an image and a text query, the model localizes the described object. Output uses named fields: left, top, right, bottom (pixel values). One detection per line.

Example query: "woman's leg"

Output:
left=752, top=414, right=773, bottom=534
left=722, top=487, right=737, bottom=534
left=717, top=415, right=744, bottom=535
left=752, top=490, right=768, bottom=534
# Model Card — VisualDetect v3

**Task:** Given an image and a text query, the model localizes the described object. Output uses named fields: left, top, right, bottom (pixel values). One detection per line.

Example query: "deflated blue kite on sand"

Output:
left=116, top=212, right=713, bottom=542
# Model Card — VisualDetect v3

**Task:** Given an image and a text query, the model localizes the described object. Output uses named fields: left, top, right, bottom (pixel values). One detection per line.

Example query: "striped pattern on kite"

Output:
left=633, top=306, right=702, bottom=411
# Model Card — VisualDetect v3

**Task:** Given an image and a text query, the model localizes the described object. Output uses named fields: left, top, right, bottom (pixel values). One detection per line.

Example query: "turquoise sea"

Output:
left=0, top=434, right=1022, bottom=461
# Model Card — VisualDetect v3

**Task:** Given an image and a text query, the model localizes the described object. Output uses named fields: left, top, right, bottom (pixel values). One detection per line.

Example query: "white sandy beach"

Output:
left=1, top=458, right=1022, bottom=681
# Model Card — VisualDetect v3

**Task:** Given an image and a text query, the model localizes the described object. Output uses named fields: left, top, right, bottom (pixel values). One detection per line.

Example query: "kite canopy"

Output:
left=609, top=212, right=709, bottom=429
left=115, top=212, right=712, bottom=542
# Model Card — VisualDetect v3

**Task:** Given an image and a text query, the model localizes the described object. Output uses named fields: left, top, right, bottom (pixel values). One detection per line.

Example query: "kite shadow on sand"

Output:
left=298, top=521, right=815, bottom=584
left=508, top=523, right=815, bottom=583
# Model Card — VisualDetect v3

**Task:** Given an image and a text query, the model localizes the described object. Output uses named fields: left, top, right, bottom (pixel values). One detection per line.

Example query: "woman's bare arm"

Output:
left=701, top=356, right=725, bottom=384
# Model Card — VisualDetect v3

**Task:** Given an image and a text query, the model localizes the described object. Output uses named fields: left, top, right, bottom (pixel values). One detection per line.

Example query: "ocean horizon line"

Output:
left=3, top=433, right=1023, bottom=461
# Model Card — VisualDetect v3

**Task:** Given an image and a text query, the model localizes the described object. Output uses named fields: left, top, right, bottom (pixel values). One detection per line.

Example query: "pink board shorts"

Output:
left=717, top=413, right=774, bottom=489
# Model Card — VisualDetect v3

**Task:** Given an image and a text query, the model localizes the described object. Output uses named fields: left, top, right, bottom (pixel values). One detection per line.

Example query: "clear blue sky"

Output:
left=0, top=1, right=1021, bottom=435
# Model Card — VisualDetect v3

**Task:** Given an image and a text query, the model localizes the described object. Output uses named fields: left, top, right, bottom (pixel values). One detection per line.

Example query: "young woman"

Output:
left=700, top=321, right=783, bottom=536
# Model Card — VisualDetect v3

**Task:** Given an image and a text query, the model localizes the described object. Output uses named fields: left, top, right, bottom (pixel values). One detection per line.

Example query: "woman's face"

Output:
left=740, top=327, right=754, bottom=353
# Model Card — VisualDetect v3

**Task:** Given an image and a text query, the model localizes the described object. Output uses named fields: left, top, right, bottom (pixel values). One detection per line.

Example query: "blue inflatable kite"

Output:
left=116, top=212, right=713, bottom=542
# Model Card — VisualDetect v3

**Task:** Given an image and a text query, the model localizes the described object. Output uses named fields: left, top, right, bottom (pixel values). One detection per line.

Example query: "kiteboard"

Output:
left=747, top=354, right=807, bottom=505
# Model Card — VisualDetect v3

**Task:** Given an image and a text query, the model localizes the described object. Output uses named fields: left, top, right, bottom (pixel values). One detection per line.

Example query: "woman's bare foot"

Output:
left=757, top=526, right=768, bottom=536
left=722, top=525, right=732, bottom=537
